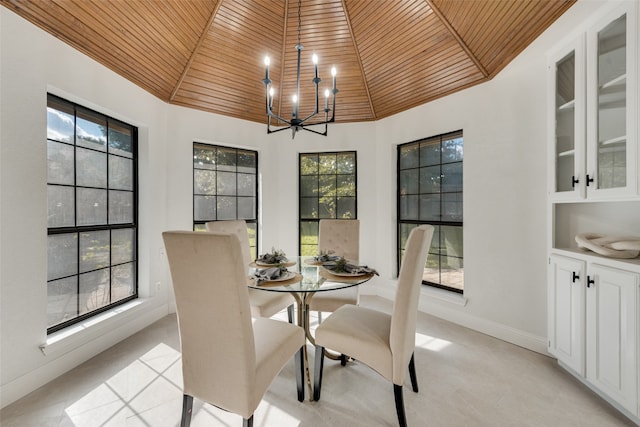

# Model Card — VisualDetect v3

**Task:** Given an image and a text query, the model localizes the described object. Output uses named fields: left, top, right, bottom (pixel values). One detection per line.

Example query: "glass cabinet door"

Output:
left=595, top=13, right=627, bottom=190
left=555, top=50, right=577, bottom=193
left=587, top=1, right=637, bottom=198
left=550, top=36, right=585, bottom=200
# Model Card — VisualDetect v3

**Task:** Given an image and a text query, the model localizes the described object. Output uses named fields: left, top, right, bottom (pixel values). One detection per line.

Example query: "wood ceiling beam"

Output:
left=424, top=0, right=489, bottom=79
left=170, top=0, right=223, bottom=101
left=342, top=0, right=375, bottom=120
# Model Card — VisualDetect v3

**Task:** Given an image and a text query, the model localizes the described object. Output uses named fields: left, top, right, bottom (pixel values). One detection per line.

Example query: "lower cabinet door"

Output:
left=548, top=255, right=586, bottom=375
left=586, top=264, right=638, bottom=415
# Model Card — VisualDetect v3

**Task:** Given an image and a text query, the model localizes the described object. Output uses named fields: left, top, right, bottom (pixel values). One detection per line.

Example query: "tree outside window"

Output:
left=299, top=152, right=357, bottom=256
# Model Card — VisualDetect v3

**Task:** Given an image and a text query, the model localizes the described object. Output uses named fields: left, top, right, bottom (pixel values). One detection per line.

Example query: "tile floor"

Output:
left=1, top=296, right=636, bottom=426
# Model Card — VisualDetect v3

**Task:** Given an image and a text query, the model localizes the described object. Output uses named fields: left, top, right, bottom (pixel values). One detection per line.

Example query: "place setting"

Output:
left=251, top=247, right=297, bottom=268
left=251, top=248, right=301, bottom=286
left=316, top=254, right=378, bottom=280
left=304, top=249, right=342, bottom=265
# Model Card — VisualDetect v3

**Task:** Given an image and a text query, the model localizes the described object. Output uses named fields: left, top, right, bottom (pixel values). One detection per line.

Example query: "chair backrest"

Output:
left=162, top=231, right=256, bottom=416
left=206, top=220, right=251, bottom=270
left=389, top=225, right=434, bottom=384
left=318, top=219, right=360, bottom=263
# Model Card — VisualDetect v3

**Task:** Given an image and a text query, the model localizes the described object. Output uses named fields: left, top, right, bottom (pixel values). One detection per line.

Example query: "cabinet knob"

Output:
left=572, top=271, right=580, bottom=283
left=586, top=174, right=594, bottom=186
left=587, top=276, right=595, bottom=288
left=571, top=176, right=579, bottom=188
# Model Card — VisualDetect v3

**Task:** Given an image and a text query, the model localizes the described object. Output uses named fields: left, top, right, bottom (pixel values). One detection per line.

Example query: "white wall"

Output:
left=0, top=0, right=613, bottom=408
left=0, top=8, right=172, bottom=407
left=370, top=0, right=614, bottom=350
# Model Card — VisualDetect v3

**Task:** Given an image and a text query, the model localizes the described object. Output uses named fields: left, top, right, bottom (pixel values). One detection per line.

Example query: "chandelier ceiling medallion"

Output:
left=262, top=0, right=338, bottom=139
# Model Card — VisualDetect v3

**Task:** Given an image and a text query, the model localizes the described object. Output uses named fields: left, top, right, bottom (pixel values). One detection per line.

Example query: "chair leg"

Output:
left=313, top=345, right=325, bottom=401
left=243, top=415, right=253, bottom=427
left=295, top=346, right=304, bottom=402
left=408, top=352, right=419, bottom=393
left=393, top=384, right=407, bottom=427
left=318, top=311, right=323, bottom=324
left=340, top=354, right=347, bottom=366
left=287, top=304, right=294, bottom=323
left=180, top=394, right=193, bottom=427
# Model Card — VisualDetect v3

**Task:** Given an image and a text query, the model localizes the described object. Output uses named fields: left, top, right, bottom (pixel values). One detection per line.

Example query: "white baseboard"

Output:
left=0, top=302, right=169, bottom=409
left=367, top=282, right=549, bottom=355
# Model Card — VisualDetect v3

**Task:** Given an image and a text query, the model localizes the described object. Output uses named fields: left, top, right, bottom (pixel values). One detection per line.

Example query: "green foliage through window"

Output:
left=299, top=152, right=357, bottom=256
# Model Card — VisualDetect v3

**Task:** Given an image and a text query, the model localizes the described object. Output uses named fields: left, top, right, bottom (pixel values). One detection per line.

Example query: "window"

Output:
left=46, top=94, right=138, bottom=333
left=397, top=130, right=463, bottom=293
left=299, top=152, right=357, bottom=256
left=193, top=143, right=258, bottom=259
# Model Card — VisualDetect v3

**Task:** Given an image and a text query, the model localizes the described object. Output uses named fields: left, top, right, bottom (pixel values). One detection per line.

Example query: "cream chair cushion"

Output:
left=315, top=305, right=392, bottom=378
left=205, top=220, right=253, bottom=269
left=308, top=288, right=359, bottom=312
left=318, top=219, right=360, bottom=262
left=252, top=318, right=304, bottom=406
left=162, top=231, right=304, bottom=419
left=205, top=220, right=295, bottom=319
left=309, top=219, right=360, bottom=312
left=314, top=225, right=433, bottom=385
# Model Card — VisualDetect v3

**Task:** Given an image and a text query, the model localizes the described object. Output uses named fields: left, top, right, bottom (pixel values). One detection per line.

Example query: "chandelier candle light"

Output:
left=262, top=0, right=338, bottom=138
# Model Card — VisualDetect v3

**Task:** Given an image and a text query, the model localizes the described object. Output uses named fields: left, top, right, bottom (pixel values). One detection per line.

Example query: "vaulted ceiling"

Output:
left=2, top=0, right=575, bottom=124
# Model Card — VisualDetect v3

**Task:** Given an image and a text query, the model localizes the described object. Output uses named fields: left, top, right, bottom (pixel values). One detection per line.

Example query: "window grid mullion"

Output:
left=333, top=171, right=340, bottom=218
left=74, top=107, right=80, bottom=318
left=215, top=147, right=219, bottom=220
left=106, top=119, right=111, bottom=237
left=235, top=159, right=239, bottom=219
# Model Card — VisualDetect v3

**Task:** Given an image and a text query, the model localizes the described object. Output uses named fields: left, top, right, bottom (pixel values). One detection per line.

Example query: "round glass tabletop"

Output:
left=248, top=256, right=374, bottom=293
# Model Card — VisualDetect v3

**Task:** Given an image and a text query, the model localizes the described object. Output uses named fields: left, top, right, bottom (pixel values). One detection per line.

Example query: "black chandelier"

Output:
left=262, top=0, right=338, bottom=139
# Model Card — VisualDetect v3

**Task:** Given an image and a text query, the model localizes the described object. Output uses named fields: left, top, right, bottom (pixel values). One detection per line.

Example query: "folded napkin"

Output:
left=314, top=254, right=341, bottom=262
left=322, top=261, right=378, bottom=276
left=256, top=252, right=288, bottom=265
left=253, top=266, right=287, bottom=283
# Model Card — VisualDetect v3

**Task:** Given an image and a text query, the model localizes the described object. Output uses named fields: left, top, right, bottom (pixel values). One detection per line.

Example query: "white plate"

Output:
left=321, top=267, right=368, bottom=277
left=255, top=260, right=277, bottom=267
left=255, top=260, right=296, bottom=267
left=257, top=271, right=296, bottom=282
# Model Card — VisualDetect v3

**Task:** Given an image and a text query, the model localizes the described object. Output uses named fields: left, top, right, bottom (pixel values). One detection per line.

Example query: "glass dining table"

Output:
left=248, top=256, right=375, bottom=399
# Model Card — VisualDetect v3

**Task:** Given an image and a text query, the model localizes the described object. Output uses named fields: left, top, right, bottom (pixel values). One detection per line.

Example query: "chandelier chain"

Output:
left=297, top=0, right=302, bottom=47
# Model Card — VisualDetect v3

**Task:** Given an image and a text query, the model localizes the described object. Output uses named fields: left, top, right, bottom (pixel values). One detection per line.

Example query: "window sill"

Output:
left=421, top=286, right=467, bottom=306
left=40, top=299, right=149, bottom=357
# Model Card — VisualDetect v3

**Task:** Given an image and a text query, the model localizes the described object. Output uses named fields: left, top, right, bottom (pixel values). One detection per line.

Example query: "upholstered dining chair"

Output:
left=308, top=219, right=360, bottom=318
left=206, top=220, right=295, bottom=323
left=162, top=231, right=305, bottom=427
left=313, top=225, right=434, bottom=427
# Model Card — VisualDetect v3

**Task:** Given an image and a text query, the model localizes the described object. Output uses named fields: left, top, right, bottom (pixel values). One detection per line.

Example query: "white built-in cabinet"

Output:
left=549, top=1, right=637, bottom=201
left=548, top=255, right=638, bottom=417
left=548, top=255, right=586, bottom=375
left=585, top=264, right=638, bottom=415
left=547, top=1, right=640, bottom=424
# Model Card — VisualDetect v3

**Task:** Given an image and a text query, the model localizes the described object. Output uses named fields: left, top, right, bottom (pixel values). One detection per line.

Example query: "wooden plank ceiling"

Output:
left=2, top=0, right=575, bottom=124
